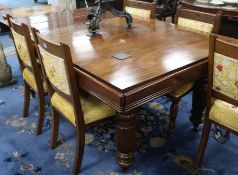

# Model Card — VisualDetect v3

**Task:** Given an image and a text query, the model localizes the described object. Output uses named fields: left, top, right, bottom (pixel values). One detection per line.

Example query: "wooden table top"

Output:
left=4, top=8, right=209, bottom=92
left=38, top=17, right=209, bottom=92
left=2, top=5, right=65, bottom=17
left=2, top=7, right=94, bottom=29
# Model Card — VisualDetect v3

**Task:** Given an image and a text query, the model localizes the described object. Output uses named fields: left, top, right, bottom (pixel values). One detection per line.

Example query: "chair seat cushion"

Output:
left=168, top=82, right=194, bottom=98
left=210, top=99, right=238, bottom=131
left=22, top=68, right=47, bottom=92
left=51, top=92, right=115, bottom=126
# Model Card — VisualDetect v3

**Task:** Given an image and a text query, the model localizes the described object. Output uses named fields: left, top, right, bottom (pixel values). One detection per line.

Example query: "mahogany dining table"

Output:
left=2, top=7, right=209, bottom=169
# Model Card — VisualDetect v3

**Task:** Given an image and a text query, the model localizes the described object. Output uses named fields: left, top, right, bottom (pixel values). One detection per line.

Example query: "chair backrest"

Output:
left=9, top=18, right=44, bottom=93
left=175, top=7, right=222, bottom=34
left=207, top=34, right=238, bottom=108
left=123, top=0, right=157, bottom=19
left=32, top=28, right=84, bottom=126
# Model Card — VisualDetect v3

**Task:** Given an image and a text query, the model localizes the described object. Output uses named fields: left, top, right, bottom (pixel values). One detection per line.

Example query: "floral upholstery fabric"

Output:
left=51, top=92, right=115, bottom=126
left=23, top=68, right=47, bottom=92
left=213, top=53, right=238, bottom=100
left=38, top=45, right=70, bottom=95
left=125, top=7, right=151, bottom=19
left=11, top=29, right=32, bottom=67
left=168, top=82, right=194, bottom=98
left=178, top=17, right=214, bottom=34
left=210, top=99, right=238, bottom=131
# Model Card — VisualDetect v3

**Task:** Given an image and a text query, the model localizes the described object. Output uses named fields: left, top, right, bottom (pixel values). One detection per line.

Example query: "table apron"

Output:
left=75, top=67, right=125, bottom=111
left=75, top=60, right=207, bottom=113
left=124, top=60, right=208, bottom=111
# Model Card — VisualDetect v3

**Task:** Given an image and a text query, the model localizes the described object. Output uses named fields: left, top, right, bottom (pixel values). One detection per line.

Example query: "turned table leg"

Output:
left=116, top=111, right=136, bottom=169
left=189, top=78, right=207, bottom=131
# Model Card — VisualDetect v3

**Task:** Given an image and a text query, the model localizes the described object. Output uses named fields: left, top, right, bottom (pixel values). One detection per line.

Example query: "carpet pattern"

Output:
left=4, top=46, right=16, bottom=57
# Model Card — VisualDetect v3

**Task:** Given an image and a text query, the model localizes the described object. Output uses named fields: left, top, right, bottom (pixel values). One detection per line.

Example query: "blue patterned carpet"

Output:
left=1, top=1, right=238, bottom=175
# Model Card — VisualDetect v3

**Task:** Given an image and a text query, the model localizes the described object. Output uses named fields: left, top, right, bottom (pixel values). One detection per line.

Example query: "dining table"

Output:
left=2, top=6, right=209, bottom=169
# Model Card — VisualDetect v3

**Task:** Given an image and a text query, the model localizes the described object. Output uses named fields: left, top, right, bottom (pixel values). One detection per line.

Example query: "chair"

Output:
left=194, top=34, right=238, bottom=166
left=32, top=28, right=115, bottom=175
left=165, top=7, right=222, bottom=134
left=157, top=0, right=178, bottom=23
left=8, top=16, right=47, bottom=135
left=124, top=0, right=157, bottom=19
left=175, top=7, right=222, bottom=34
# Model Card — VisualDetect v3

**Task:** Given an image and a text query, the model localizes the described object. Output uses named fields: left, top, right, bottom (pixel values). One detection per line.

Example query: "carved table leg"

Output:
left=116, top=111, right=136, bottom=169
left=189, top=78, right=207, bottom=131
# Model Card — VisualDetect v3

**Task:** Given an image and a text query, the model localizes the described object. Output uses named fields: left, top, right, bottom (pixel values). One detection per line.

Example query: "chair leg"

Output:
left=51, top=107, right=59, bottom=149
left=194, top=120, right=212, bottom=166
left=30, top=90, right=36, bottom=98
left=73, top=128, right=85, bottom=175
left=36, top=93, right=45, bottom=135
left=23, top=81, right=30, bottom=118
left=167, top=98, right=180, bottom=134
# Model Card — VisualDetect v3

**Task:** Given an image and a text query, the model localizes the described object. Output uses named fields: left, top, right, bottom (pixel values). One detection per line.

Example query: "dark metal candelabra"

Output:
left=87, top=0, right=133, bottom=36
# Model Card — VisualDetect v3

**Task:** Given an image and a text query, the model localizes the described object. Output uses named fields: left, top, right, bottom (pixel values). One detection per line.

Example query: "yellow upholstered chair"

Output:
left=165, top=7, right=222, bottom=134
left=194, top=34, right=238, bottom=166
left=175, top=7, right=222, bottom=34
left=32, top=28, right=115, bottom=175
left=124, top=0, right=157, bottom=19
left=8, top=15, right=46, bottom=135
